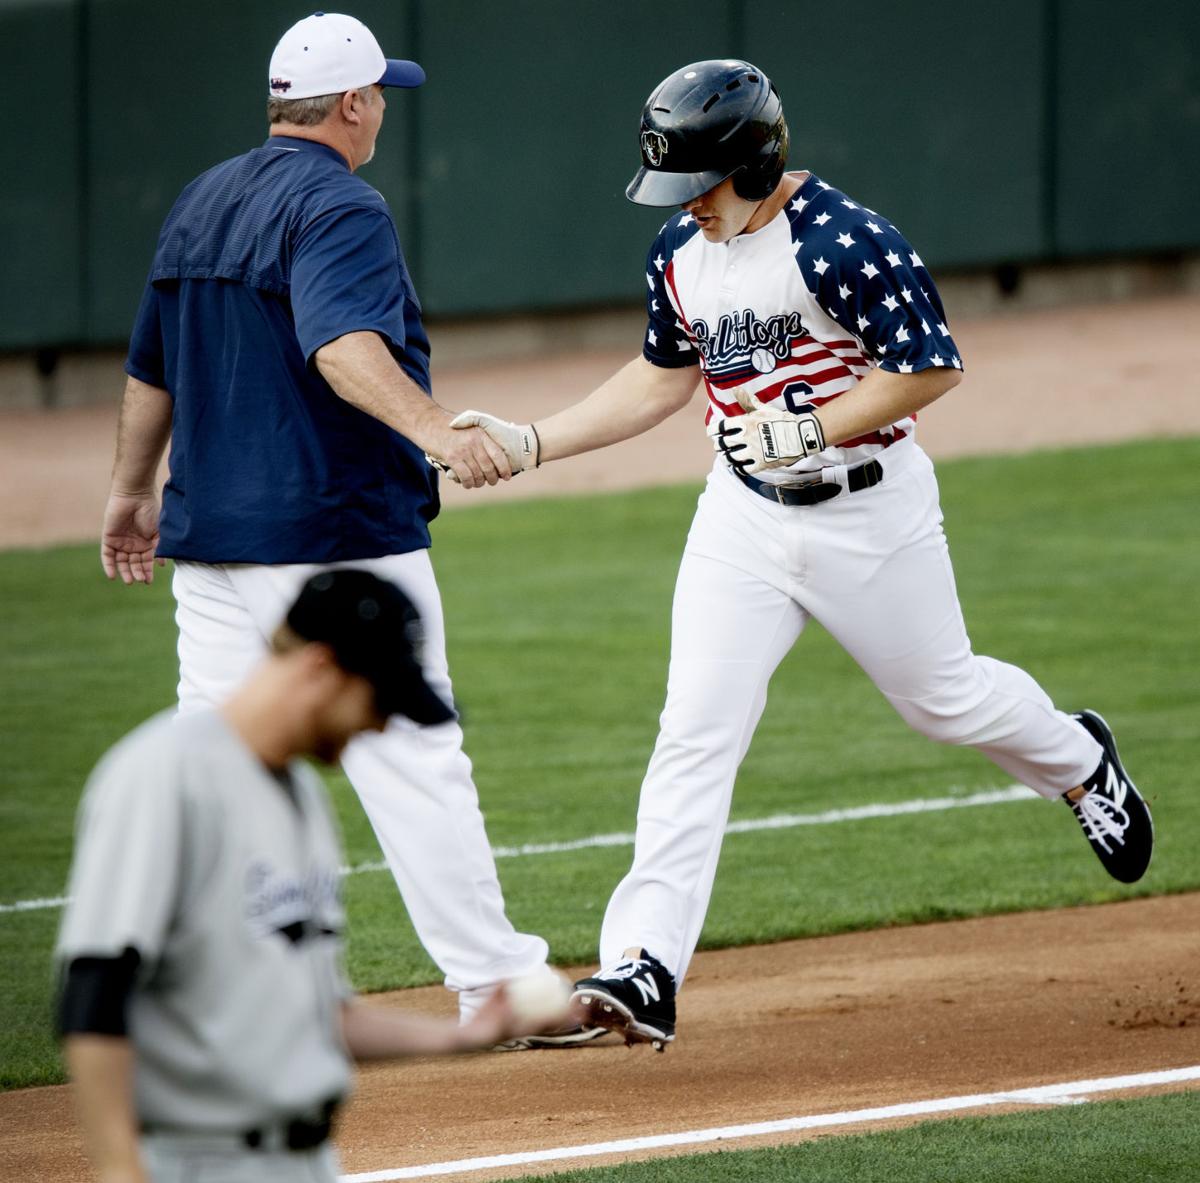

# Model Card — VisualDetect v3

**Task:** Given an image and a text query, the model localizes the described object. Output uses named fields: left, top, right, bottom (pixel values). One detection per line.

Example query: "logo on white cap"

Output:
left=268, top=11, right=424, bottom=101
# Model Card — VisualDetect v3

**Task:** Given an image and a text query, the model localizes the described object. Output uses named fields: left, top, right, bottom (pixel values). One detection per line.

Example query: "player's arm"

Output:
left=56, top=739, right=181, bottom=1183
left=714, top=363, right=960, bottom=475
left=538, top=355, right=699, bottom=461
left=340, top=986, right=520, bottom=1059
left=444, top=220, right=701, bottom=475
left=715, top=212, right=965, bottom=473
left=806, top=213, right=965, bottom=441
left=815, top=364, right=960, bottom=445
left=101, top=376, right=172, bottom=585
left=293, top=205, right=511, bottom=489
left=443, top=357, right=699, bottom=475
left=58, top=947, right=148, bottom=1183
left=315, top=331, right=514, bottom=489
left=62, top=1034, right=146, bottom=1183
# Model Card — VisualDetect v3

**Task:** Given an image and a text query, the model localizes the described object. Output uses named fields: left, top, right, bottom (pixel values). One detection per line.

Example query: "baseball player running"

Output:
left=99, top=12, right=597, bottom=1046
left=56, top=571, right=559, bottom=1183
left=440, top=60, right=1154, bottom=1051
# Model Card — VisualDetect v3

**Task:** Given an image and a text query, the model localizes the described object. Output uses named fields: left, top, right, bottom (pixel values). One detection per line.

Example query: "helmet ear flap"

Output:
left=731, top=134, right=788, bottom=201
left=731, top=151, right=780, bottom=201
left=729, top=100, right=788, bottom=201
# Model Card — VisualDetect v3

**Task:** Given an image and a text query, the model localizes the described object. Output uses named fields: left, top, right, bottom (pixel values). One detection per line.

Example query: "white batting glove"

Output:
left=710, top=388, right=825, bottom=475
left=449, top=411, right=540, bottom=473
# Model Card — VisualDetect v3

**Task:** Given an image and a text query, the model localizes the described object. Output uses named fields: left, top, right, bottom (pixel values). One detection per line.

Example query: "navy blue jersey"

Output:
left=126, top=137, right=437, bottom=564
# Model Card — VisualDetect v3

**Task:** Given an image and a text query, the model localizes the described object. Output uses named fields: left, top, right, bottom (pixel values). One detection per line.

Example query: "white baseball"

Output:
left=751, top=347, right=776, bottom=373
left=504, top=970, right=573, bottom=1029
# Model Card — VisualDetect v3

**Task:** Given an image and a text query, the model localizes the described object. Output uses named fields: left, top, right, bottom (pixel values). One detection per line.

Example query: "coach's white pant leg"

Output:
left=803, top=447, right=1101, bottom=798
left=600, top=476, right=805, bottom=987
left=209, top=554, right=549, bottom=1011
left=173, top=562, right=270, bottom=713
left=337, top=553, right=550, bottom=1007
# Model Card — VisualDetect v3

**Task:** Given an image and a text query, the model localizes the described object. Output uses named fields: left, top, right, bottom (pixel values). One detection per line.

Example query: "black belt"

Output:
left=732, top=458, right=884, bottom=506
left=143, top=1097, right=338, bottom=1153
left=243, top=1098, right=338, bottom=1151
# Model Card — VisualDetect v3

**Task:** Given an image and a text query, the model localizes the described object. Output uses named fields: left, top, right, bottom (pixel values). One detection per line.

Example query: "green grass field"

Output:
left=537, top=1091, right=1200, bottom=1182
left=2, top=439, right=1198, bottom=1177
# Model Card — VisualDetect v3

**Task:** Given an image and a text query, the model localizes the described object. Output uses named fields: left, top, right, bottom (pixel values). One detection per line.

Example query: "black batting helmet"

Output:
left=626, top=59, right=789, bottom=207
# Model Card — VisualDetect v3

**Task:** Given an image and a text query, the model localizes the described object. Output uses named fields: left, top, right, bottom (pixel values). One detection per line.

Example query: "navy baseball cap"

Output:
left=269, top=12, right=425, bottom=101
left=286, top=570, right=455, bottom=725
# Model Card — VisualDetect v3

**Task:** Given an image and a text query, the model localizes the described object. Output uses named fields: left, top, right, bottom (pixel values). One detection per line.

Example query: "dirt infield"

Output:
left=2, top=294, right=1198, bottom=1180
left=3, top=895, right=1198, bottom=1182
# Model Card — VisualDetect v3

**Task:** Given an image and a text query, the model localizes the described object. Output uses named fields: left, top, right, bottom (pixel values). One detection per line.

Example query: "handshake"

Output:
left=424, top=389, right=827, bottom=486
left=425, top=411, right=540, bottom=485
left=708, top=388, right=826, bottom=475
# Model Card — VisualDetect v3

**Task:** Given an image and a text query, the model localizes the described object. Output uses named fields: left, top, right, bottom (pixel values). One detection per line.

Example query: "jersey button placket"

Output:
left=719, top=241, right=738, bottom=299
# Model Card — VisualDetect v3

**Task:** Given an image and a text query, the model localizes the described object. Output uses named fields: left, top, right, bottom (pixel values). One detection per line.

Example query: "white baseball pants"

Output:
left=172, top=550, right=549, bottom=1014
left=599, top=442, right=1103, bottom=986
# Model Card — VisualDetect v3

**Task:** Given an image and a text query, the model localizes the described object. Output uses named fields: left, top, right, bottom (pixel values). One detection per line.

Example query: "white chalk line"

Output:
left=0, top=784, right=1037, bottom=916
left=341, top=1064, right=1200, bottom=1181
left=348, top=784, right=1036, bottom=875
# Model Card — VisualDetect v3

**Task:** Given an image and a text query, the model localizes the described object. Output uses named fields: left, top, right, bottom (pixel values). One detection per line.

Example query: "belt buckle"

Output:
left=774, top=472, right=822, bottom=500
left=774, top=472, right=833, bottom=505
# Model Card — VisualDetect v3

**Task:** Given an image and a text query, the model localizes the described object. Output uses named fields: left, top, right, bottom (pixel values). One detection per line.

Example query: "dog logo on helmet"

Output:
left=641, top=130, right=669, bottom=168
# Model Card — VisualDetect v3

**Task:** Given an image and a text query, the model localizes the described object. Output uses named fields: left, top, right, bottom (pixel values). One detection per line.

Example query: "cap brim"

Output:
left=379, top=666, right=456, bottom=726
left=625, top=166, right=729, bottom=207
left=379, top=58, right=425, bottom=88
left=400, top=683, right=456, bottom=726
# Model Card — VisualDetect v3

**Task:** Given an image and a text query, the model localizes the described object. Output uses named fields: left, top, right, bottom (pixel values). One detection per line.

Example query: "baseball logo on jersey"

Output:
left=641, top=130, right=669, bottom=167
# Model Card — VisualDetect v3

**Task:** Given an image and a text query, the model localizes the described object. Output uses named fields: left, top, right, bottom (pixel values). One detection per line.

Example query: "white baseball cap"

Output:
left=268, top=11, right=425, bottom=100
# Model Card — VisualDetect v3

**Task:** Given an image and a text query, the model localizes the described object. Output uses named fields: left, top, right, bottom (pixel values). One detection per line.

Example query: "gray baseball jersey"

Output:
left=56, top=709, right=352, bottom=1130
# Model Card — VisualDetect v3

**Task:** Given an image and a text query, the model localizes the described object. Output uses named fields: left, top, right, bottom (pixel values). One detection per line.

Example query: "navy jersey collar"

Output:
left=262, top=135, right=349, bottom=170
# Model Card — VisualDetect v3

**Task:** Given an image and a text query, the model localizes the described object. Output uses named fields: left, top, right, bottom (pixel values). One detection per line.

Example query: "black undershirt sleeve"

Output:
left=56, top=948, right=142, bottom=1038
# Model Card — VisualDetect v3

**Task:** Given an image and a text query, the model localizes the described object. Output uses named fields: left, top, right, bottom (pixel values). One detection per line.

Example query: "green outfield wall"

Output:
left=1, top=0, right=1197, bottom=352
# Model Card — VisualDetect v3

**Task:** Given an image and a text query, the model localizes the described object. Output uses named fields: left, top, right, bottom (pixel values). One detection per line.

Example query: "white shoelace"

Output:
left=1075, top=791, right=1130, bottom=854
left=600, top=957, right=649, bottom=981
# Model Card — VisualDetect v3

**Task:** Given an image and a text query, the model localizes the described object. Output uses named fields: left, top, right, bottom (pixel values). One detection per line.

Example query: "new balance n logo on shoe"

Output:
left=630, top=970, right=661, bottom=1008
left=572, top=950, right=677, bottom=1052
left=1102, top=760, right=1128, bottom=811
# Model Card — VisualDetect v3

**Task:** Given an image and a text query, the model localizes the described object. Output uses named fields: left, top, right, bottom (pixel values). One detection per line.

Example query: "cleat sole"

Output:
left=570, top=985, right=675, bottom=1050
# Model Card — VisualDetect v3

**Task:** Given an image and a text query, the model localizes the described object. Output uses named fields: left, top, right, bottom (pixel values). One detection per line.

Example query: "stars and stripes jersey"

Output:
left=642, top=171, right=963, bottom=477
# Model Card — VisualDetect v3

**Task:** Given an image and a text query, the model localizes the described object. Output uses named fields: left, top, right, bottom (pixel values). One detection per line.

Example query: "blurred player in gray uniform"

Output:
left=56, top=570, right=545, bottom=1183
left=440, top=59, right=1154, bottom=1051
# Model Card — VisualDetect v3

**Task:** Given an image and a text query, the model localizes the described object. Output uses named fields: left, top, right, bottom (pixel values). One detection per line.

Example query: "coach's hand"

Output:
left=710, top=388, right=826, bottom=475
left=101, top=491, right=165, bottom=585
left=430, top=411, right=540, bottom=484
left=422, top=416, right=515, bottom=489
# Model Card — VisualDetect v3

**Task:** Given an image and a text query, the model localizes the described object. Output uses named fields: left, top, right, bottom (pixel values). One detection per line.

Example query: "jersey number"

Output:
left=780, top=382, right=816, bottom=414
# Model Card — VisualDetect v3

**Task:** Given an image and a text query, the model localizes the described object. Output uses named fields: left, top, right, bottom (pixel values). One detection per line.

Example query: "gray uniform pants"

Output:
left=142, top=1133, right=338, bottom=1182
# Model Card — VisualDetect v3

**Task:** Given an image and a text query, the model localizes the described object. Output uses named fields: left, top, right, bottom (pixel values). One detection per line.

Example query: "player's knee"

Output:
left=890, top=696, right=991, bottom=747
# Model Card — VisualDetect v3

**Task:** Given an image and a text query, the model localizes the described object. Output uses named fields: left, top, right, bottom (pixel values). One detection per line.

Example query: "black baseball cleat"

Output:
left=572, top=950, right=676, bottom=1052
left=493, top=1023, right=608, bottom=1052
left=1065, top=709, right=1153, bottom=884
